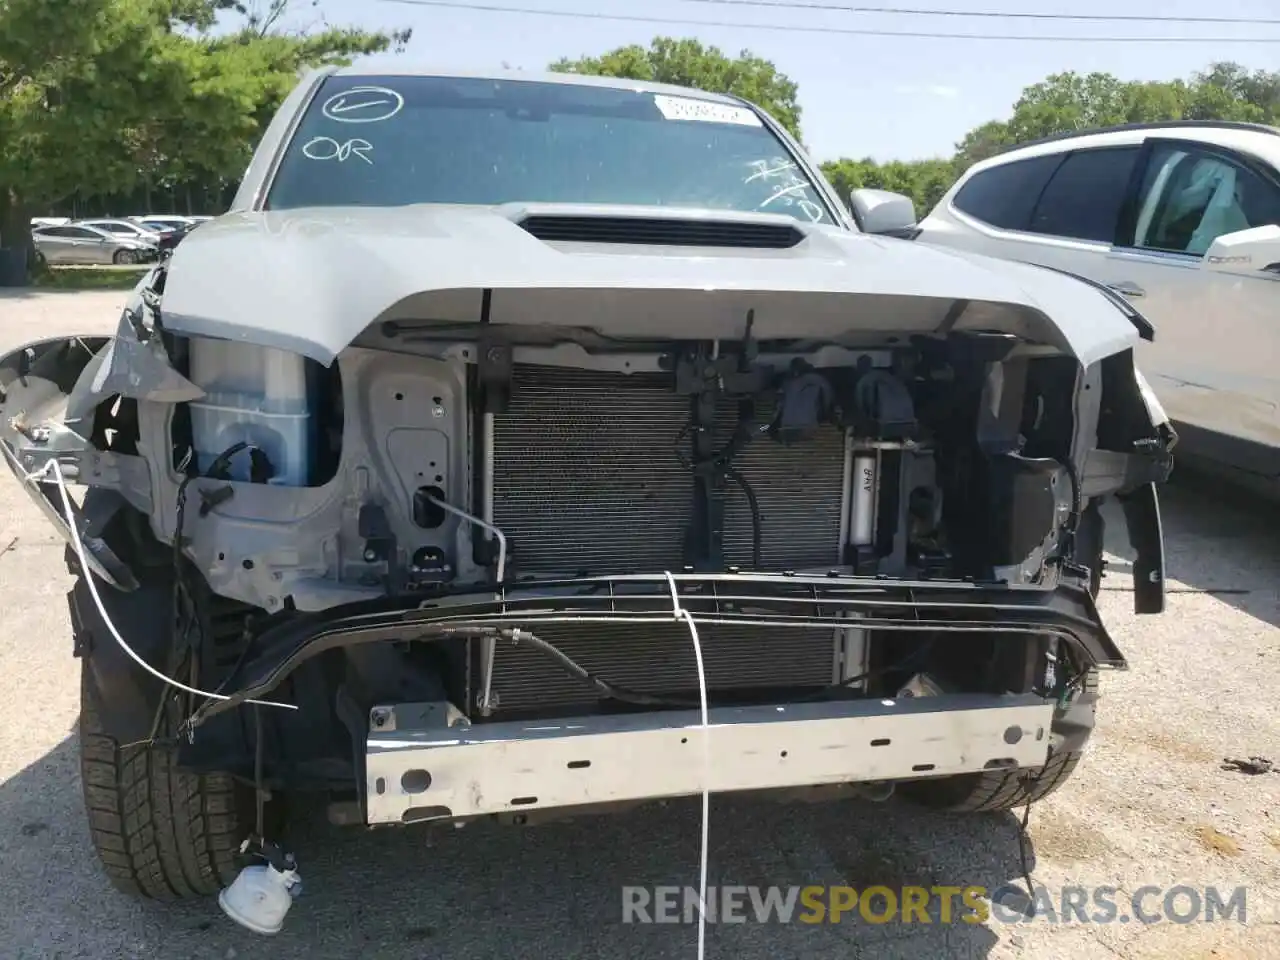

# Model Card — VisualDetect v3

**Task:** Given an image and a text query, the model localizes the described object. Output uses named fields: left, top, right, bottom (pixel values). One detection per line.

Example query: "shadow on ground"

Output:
left=0, top=730, right=1033, bottom=959
left=1097, top=467, right=1280, bottom=630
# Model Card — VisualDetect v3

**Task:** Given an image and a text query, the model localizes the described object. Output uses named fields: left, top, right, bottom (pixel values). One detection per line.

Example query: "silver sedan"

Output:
left=31, top=223, right=159, bottom=266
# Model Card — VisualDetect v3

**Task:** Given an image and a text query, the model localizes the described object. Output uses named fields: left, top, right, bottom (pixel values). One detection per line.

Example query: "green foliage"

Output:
left=551, top=37, right=803, bottom=139
left=35, top=265, right=151, bottom=290
left=821, top=157, right=958, bottom=219
left=0, top=0, right=408, bottom=260
left=12, top=20, right=1280, bottom=252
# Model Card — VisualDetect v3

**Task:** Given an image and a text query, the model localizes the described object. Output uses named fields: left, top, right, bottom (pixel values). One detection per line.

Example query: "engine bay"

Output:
left=0, top=290, right=1171, bottom=797
left=142, top=317, right=1094, bottom=727
left=163, top=318, right=1082, bottom=596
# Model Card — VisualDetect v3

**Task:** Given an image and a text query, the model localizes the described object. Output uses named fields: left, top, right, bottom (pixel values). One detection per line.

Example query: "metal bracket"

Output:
left=72, top=628, right=93, bottom=658
left=477, top=339, right=513, bottom=415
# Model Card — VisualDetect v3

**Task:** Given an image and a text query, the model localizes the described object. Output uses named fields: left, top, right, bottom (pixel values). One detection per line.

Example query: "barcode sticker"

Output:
left=653, top=95, right=762, bottom=127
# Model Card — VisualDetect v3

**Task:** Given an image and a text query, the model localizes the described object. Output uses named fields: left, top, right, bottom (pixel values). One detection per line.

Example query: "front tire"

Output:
left=72, top=572, right=251, bottom=900
left=900, top=669, right=1098, bottom=812
left=112, top=249, right=137, bottom=265
left=79, top=676, right=249, bottom=899
left=903, top=503, right=1106, bottom=813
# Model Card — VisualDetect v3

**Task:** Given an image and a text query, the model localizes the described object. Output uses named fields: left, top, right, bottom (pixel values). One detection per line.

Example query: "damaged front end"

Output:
left=0, top=246, right=1174, bottom=827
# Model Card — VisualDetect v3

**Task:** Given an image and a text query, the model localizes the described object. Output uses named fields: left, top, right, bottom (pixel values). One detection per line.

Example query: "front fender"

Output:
left=0, top=311, right=195, bottom=590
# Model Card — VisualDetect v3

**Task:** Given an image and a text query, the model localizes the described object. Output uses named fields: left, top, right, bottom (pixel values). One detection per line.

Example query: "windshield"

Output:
left=266, top=75, right=835, bottom=225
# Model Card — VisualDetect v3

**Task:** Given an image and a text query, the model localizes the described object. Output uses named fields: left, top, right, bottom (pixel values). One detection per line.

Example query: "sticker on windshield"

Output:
left=653, top=95, right=762, bottom=127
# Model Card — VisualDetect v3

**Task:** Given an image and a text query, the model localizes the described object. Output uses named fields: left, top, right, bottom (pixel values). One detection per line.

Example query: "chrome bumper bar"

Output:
left=364, top=693, right=1055, bottom=825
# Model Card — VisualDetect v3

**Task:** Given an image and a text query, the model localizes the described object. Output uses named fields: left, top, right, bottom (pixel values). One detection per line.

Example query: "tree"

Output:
left=0, top=0, right=409, bottom=273
left=820, top=157, right=957, bottom=217
left=952, top=121, right=1016, bottom=170
left=550, top=37, right=803, bottom=139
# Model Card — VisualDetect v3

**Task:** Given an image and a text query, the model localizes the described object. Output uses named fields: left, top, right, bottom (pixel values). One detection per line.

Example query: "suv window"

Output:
left=1131, top=144, right=1280, bottom=255
left=1028, top=147, right=1140, bottom=243
left=951, top=154, right=1062, bottom=230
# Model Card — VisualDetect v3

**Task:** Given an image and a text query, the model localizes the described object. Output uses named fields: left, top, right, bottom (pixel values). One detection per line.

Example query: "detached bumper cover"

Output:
left=365, top=693, right=1056, bottom=824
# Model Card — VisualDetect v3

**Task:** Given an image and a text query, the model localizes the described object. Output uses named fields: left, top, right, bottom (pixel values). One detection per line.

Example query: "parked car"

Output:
left=907, top=121, right=1280, bottom=490
left=78, top=217, right=182, bottom=253
left=130, top=214, right=198, bottom=238
left=133, top=218, right=195, bottom=247
left=31, top=222, right=159, bottom=265
left=0, top=67, right=1172, bottom=929
left=130, top=214, right=196, bottom=229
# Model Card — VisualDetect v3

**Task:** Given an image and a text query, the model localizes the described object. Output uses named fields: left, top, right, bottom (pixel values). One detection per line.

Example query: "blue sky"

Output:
left=291, top=0, right=1280, bottom=162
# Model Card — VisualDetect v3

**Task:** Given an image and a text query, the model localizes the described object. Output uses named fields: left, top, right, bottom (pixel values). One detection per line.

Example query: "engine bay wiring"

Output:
left=47, top=457, right=298, bottom=713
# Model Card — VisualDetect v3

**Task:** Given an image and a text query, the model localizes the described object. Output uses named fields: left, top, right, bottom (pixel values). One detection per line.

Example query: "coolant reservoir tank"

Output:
left=187, top=338, right=313, bottom=486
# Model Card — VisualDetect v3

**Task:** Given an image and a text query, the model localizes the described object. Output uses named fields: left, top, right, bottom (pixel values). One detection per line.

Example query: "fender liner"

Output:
left=70, top=575, right=172, bottom=744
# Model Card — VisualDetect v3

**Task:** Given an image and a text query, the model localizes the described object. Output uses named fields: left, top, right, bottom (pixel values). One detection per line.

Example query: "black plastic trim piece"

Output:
left=188, top=572, right=1126, bottom=726
left=1119, top=482, right=1166, bottom=615
left=518, top=214, right=804, bottom=249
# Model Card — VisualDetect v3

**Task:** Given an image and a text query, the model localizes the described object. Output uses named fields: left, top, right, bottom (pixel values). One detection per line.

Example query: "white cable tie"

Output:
left=665, top=570, right=709, bottom=960
left=49, top=459, right=296, bottom=712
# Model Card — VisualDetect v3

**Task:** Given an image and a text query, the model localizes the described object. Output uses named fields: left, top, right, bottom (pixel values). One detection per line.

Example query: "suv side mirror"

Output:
left=848, top=188, right=917, bottom=237
left=1202, top=224, right=1280, bottom=277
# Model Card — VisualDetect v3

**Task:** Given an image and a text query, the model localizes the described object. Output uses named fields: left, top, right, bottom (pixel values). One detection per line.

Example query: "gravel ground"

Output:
left=0, top=290, right=1276, bottom=960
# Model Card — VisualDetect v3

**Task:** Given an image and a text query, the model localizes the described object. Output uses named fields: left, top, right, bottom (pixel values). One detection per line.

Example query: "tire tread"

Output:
left=73, top=574, right=247, bottom=901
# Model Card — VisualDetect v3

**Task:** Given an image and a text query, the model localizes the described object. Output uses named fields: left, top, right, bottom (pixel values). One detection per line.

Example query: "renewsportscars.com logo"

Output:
left=621, top=885, right=1248, bottom=926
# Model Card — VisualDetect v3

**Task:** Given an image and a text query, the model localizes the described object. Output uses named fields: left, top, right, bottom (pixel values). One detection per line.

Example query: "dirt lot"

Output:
left=0, top=290, right=1276, bottom=959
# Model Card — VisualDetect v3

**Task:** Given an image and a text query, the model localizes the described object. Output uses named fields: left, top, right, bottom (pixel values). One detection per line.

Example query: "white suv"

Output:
left=910, top=121, right=1280, bottom=489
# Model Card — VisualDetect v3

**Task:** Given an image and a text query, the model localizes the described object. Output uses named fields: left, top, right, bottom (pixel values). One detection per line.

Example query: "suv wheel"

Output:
left=72, top=572, right=251, bottom=899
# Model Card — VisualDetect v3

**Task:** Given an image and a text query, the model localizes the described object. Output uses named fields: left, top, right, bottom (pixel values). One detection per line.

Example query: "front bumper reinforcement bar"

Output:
left=365, top=693, right=1056, bottom=824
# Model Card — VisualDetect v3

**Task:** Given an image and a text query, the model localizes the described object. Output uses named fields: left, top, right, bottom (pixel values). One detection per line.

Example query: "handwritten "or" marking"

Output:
left=302, top=136, right=374, bottom=164
left=322, top=86, right=404, bottom=124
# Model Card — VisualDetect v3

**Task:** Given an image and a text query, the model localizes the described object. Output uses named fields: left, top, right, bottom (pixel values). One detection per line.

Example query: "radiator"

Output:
left=491, top=364, right=849, bottom=575
left=487, top=363, right=849, bottom=712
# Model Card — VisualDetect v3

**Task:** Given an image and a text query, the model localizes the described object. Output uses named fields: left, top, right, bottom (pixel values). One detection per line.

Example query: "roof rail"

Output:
left=1002, top=119, right=1280, bottom=155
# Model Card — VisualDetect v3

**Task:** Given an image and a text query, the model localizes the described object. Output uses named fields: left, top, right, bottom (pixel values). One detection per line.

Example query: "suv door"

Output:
left=66, top=226, right=114, bottom=264
left=1108, top=139, right=1280, bottom=464
left=32, top=228, right=73, bottom=264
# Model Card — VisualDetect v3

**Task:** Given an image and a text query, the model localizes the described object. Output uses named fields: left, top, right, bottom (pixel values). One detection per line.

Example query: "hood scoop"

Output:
left=517, top=213, right=804, bottom=249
